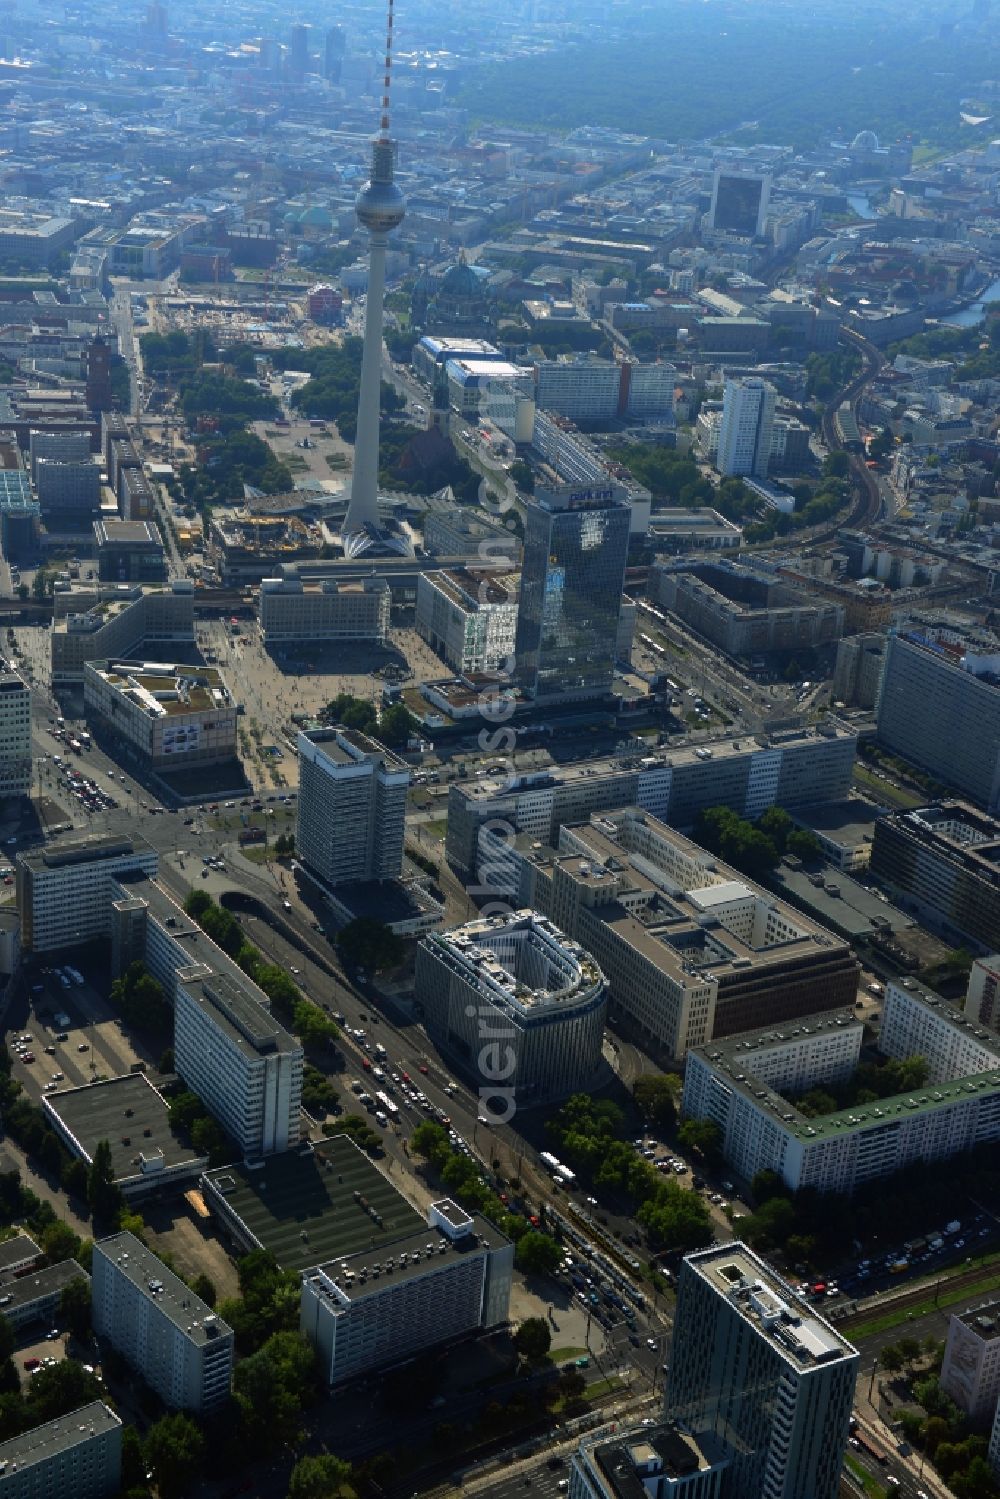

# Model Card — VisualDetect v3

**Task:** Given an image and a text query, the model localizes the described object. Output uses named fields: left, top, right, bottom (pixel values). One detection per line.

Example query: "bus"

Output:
left=375, top=1090, right=398, bottom=1117
left=540, top=1150, right=576, bottom=1184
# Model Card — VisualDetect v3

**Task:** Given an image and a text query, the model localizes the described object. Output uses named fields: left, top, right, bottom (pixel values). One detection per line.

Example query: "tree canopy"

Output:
left=336, top=918, right=405, bottom=974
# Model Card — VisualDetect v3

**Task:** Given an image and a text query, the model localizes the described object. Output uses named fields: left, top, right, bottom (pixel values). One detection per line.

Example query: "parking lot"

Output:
left=10, top=965, right=152, bottom=1105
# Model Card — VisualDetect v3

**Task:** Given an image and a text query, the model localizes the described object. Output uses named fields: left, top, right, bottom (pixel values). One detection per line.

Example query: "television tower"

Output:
left=341, top=0, right=409, bottom=558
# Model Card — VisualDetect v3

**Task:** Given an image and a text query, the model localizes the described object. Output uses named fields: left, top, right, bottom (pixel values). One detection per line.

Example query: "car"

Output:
left=77, top=1043, right=88, bottom=1052
left=43, top=1045, right=55, bottom=1055
left=22, top=1053, right=33, bottom=1064
left=886, top=1479, right=900, bottom=1489
left=45, top=1329, right=58, bottom=1340
left=22, top=1358, right=39, bottom=1371
left=646, top=1337, right=657, bottom=1349
left=419, top=1064, right=429, bottom=1074
left=50, top=1072, right=64, bottom=1081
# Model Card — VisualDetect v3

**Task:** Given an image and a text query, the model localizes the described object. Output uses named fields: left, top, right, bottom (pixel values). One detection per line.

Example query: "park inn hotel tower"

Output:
left=664, top=1243, right=859, bottom=1499
left=514, top=484, right=631, bottom=705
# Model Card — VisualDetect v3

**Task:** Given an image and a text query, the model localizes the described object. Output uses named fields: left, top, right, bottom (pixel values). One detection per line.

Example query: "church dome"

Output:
left=440, top=259, right=482, bottom=300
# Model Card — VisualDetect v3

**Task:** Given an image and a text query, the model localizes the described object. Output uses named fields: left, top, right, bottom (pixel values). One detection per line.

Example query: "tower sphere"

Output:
left=355, top=176, right=406, bottom=235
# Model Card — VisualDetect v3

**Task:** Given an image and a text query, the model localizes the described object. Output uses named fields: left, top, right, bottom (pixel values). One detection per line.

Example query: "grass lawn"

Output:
left=550, top=1347, right=588, bottom=1364
left=853, top=765, right=923, bottom=809
left=584, top=1376, right=623, bottom=1402
left=844, top=1453, right=888, bottom=1498
left=423, top=818, right=448, bottom=841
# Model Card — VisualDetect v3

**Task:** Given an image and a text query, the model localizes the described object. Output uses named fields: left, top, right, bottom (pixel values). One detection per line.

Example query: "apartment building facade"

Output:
left=296, top=728, right=409, bottom=888
left=0, top=1402, right=121, bottom=1499
left=300, top=1199, right=513, bottom=1385
left=0, top=664, right=31, bottom=798
left=682, top=983, right=1000, bottom=1194
left=876, top=627, right=1000, bottom=812
left=173, top=973, right=303, bottom=1158
left=16, top=833, right=158, bottom=952
left=446, top=722, right=857, bottom=880
left=92, top=1233, right=233, bottom=1413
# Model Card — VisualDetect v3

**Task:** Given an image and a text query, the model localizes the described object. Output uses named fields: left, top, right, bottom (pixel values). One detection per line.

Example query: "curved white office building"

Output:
left=415, top=910, right=607, bottom=1107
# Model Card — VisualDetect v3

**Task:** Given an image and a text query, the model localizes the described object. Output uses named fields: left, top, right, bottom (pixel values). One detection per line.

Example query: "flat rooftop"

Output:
left=18, top=833, right=154, bottom=874
left=202, top=1136, right=425, bottom=1273
left=1, top=1259, right=87, bottom=1319
left=957, top=1300, right=1000, bottom=1338
left=684, top=1242, right=858, bottom=1369
left=589, top=1424, right=729, bottom=1499
left=94, top=1231, right=232, bottom=1348
left=429, top=567, right=517, bottom=610
left=693, top=982, right=1000, bottom=1139
left=456, top=721, right=856, bottom=805
left=307, top=1211, right=509, bottom=1304
left=181, top=972, right=300, bottom=1060
left=333, top=878, right=442, bottom=927
left=93, top=518, right=162, bottom=547
left=791, top=797, right=881, bottom=848
left=300, top=726, right=408, bottom=773
left=0, top=1233, right=39, bottom=1275
left=87, top=660, right=233, bottom=717
left=43, top=1073, right=209, bottom=1184
left=0, top=1401, right=120, bottom=1472
left=770, top=862, right=910, bottom=941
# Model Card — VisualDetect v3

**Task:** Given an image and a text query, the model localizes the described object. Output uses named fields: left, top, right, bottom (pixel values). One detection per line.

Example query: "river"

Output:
left=942, top=275, right=1000, bottom=327
left=846, top=192, right=875, bottom=219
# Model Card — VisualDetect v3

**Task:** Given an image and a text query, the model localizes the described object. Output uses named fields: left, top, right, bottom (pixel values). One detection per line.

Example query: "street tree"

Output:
left=59, top=1277, right=92, bottom=1339
left=144, top=1413, right=206, bottom=1499
left=633, top=1074, right=680, bottom=1132
left=288, top=1454, right=354, bottom=1499
left=86, top=1139, right=122, bottom=1226
left=514, top=1231, right=562, bottom=1277
left=514, top=1317, right=552, bottom=1364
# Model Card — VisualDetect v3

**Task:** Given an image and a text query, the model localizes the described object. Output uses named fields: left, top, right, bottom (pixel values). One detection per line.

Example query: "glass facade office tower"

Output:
left=515, top=488, right=630, bottom=703
left=666, top=1243, right=858, bottom=1499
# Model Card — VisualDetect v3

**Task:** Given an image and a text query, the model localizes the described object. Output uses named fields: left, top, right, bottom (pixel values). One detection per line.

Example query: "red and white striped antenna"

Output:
left=379, top=0, right=395, bottom=141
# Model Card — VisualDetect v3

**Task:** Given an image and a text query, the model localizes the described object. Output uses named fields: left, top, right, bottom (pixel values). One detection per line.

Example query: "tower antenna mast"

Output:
left=339, top=0, right=410, bottom=558
left=380, top=0, right=394, bottom=140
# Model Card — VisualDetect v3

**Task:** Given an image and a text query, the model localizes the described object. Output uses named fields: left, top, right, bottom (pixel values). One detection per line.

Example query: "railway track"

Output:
left=810, top=325, right=886, bottom=544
